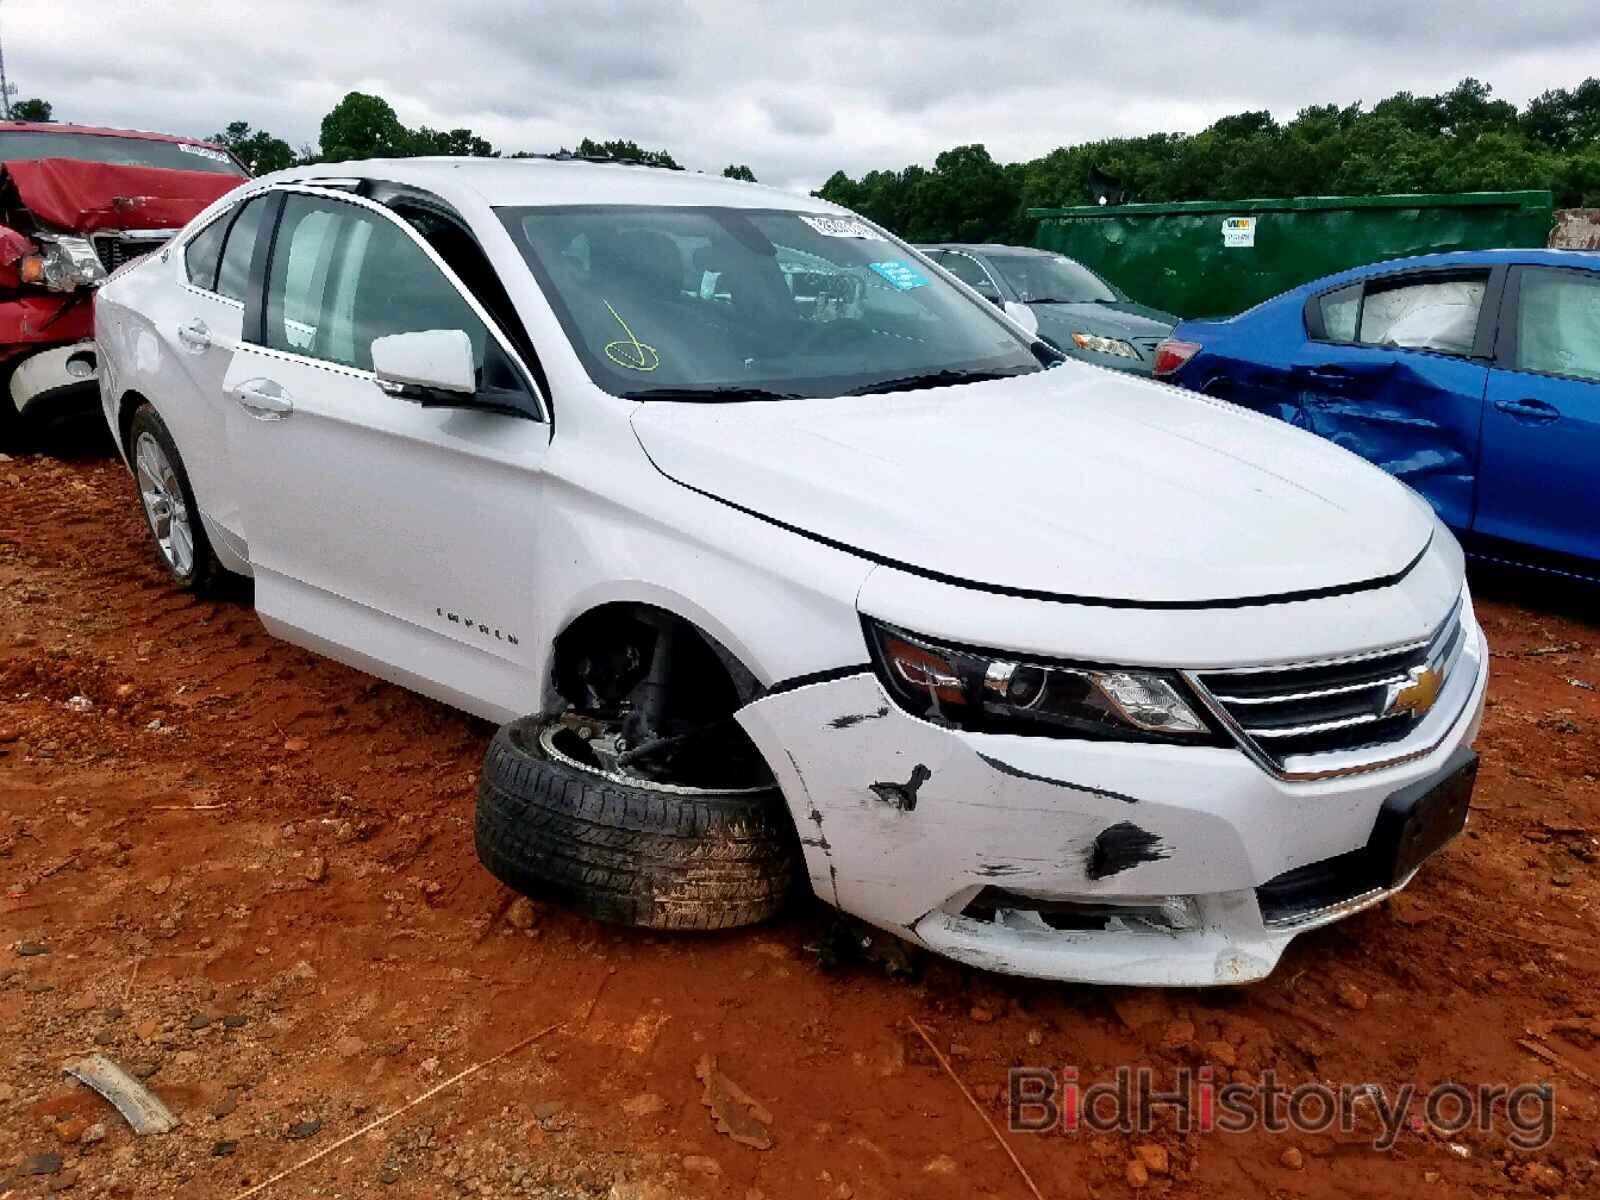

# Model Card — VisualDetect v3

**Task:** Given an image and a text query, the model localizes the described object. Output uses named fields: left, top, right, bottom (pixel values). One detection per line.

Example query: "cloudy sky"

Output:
left=7, top=0, right=1600, bottom=192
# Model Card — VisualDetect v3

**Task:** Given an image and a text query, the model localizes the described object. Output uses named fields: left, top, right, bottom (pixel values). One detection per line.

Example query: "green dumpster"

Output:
left=1030, top=191, right=1554, bottom=319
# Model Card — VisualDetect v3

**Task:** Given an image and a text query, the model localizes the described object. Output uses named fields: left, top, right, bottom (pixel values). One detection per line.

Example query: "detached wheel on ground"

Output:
left=127, top=403, right=223, bottom=593
left=476, top=714, right=798, bottom=930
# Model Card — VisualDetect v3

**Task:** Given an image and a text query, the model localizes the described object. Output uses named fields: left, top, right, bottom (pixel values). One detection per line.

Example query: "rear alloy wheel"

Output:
left=128, top=404, right=221, bottom=592
left=475, top=713, right=798, bottom=931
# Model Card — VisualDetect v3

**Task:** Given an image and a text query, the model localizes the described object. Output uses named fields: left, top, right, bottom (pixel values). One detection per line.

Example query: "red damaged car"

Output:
left=0, top=122, right=247, bottom=444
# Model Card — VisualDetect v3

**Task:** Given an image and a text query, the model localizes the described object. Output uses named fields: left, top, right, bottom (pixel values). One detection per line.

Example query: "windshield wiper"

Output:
left=846, top=369, right=1025, bottom=396
left=622, top=386, right=803, bottom=403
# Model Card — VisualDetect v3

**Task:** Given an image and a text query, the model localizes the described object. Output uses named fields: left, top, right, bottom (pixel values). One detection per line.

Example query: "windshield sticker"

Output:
left=798, top=214, right=884, bottom=240
left=602, top=300, right=660, bottom=371
left=178, top=142, right=233, bottom=165
left=868, top=261, right=929, bottom=291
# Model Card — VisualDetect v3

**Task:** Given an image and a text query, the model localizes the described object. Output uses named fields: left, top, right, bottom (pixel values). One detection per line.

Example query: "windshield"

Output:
left=988, top=253, right=1120, bottom=305
left=499, top=205, right=1043, bottom=399
left=0, top=131, right=246, bottom=176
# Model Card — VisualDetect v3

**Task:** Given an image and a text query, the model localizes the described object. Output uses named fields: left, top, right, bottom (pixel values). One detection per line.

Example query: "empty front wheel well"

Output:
left=546, top=602, right=773, bottom=790
left=550, top=602, right=762, bottom=717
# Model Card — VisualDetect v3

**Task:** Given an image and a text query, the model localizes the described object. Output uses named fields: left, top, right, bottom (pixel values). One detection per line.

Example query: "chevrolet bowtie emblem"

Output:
left=1386, top=664, right=1443, bottom=719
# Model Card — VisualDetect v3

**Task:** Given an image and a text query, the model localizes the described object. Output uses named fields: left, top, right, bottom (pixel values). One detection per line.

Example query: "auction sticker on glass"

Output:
left=868, top=261, right=929, bottom=291
left=1222, top=216, right=1257, bottom=248
left=798, top=214, right=883, bottom=239
left=178, top=142, right=235, bottom=165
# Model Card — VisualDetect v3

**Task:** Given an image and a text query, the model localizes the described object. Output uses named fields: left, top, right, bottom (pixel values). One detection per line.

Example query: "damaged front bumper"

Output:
left=9, top=338, right=98, bottom=418
left=736, top=607, right=1488, bottom=988
left=0, top=288, right=97, bottom=421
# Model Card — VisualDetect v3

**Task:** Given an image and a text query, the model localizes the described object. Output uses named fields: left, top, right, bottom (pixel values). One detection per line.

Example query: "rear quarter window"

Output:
left=1313, top=283, right=1361, bottom=342
left=184, top=214, right=229, bottom=291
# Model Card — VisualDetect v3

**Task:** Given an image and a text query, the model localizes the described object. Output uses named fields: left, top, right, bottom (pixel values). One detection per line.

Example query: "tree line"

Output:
left=12, top=77, right=1600, bottom=248
left=818, top=78, right=1600, bottom=244
left=8, top=89, right=755, bottom=182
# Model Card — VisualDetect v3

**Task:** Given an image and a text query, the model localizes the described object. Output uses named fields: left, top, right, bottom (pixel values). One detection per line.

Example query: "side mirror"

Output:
left=372, top=329, right=476, bottom=397
left=1003, top=301, right=1039, bottom=337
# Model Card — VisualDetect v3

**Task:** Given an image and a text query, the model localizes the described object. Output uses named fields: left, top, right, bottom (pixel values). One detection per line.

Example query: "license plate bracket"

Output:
left=1372, top=747, right=1478, bottom=887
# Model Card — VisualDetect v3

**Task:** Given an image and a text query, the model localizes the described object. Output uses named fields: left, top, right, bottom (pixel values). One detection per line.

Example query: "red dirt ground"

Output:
left=2, top=449, right=1598, bottom=1200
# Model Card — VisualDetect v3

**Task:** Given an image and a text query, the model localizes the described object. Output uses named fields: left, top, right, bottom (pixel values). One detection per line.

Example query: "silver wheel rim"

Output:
left=537, top=720, right=770, bottom=797
left=134, top=431, right=195, bottom=578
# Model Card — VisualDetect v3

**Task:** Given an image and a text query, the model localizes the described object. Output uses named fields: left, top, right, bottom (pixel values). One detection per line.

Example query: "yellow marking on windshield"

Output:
left=602, top=299, right=660, bottom=371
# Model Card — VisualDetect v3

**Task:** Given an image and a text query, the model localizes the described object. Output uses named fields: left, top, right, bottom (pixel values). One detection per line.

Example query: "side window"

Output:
left=942, top=252, right=1002, bottom=303
left=1357, top=275, right=1486, bottom=356
left=183, top=212, right=229, bottom=291
left=264, top=194, right=488, bottom=374
left=1515, top=268, right=1600, bottom=383
left=1314, top=283, right=1361, bottom=342
left=215, top=196, right=267, bottom=304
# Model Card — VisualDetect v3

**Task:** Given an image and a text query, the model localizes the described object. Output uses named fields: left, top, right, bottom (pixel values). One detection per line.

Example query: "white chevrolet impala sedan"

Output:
left=93, top=158, right=1487, bottom=985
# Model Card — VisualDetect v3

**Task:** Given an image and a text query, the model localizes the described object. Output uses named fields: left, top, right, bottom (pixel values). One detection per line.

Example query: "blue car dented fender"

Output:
left=1157, top=250, right=1600, bottom=579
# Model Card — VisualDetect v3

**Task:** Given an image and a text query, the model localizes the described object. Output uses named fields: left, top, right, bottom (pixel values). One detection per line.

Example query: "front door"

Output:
left=1287, top=269, right=1496, bottom=531
left=1476, top=264, right=1600, bottom=566
left=223, top=188, right=551, bottom=721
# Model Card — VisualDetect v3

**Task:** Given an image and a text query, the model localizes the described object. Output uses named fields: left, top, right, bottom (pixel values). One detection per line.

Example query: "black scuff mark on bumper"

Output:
left=975, top=862, right=1028, bottom=878
left=869, top=764, right=932, bottom=812
left=784, top=749, right=840, bottom=907
left=830, top=706, right=889, bottom=730
left=978, top=752, right=1142, bottom=805
left=1085, top=822, right=1170, bottom=880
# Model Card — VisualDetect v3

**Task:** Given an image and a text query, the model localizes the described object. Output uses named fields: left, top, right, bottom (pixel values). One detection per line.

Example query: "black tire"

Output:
left=0, top=363, right=23, bottom=452
left=476, top=715, right=798, bottom=931
left=127, top=403, right=224, bottom=594
left=0, top=359, right=107, bottom=454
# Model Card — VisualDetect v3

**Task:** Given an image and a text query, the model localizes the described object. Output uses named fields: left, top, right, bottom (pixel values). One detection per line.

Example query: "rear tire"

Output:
left=127, top=403, right=223, bottom=594
left=475, top=715, right=798, bottom=931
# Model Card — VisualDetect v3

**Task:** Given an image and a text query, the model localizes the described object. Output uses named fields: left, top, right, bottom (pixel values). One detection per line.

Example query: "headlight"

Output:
left=1071, top=332, right=1139, bottom=359
left=865, top=620, right=1218, bottom=743
left=20, top=235, right=108, bottom=293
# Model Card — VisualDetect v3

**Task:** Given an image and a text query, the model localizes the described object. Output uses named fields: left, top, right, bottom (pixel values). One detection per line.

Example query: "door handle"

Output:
left=233, top=379, right=294, bottom=420
left=1493, top=397, right=1560, bottom=424
left=177, top=318, right=211, bottom=351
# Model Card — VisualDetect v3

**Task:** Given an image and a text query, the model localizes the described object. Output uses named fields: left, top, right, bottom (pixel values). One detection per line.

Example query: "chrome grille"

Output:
left=1192, top=601, right=1466, bottom=772
left=91, top=232, right=172, bottom=275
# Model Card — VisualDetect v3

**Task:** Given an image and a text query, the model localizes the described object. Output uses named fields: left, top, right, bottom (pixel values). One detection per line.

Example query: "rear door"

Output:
left=1287, top=268, right=1500, bottom=531
left=165, top=193, right=270, bottom=553
left=222, top=187, right=552, bottom=721
left=1476, top=264, right=1600, bottom=565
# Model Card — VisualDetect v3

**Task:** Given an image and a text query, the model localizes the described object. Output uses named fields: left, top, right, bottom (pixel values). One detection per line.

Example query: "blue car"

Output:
left=1157, top=250, right=1600, bottom=579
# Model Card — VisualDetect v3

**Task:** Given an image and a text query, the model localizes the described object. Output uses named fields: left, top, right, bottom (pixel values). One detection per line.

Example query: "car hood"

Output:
left=630, top=368, right=1435, bottom=605
left=1, top=158, right=243, bottom=234
left=1031, top=299, right=1176, bottom=342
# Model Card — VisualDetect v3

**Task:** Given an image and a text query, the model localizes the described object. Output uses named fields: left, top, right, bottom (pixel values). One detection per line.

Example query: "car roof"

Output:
left=0, top=121, right=223, bottom=148
left=260, top=157, right=852, bottom=214
left=1310, top=247, right=1600, bottom=290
